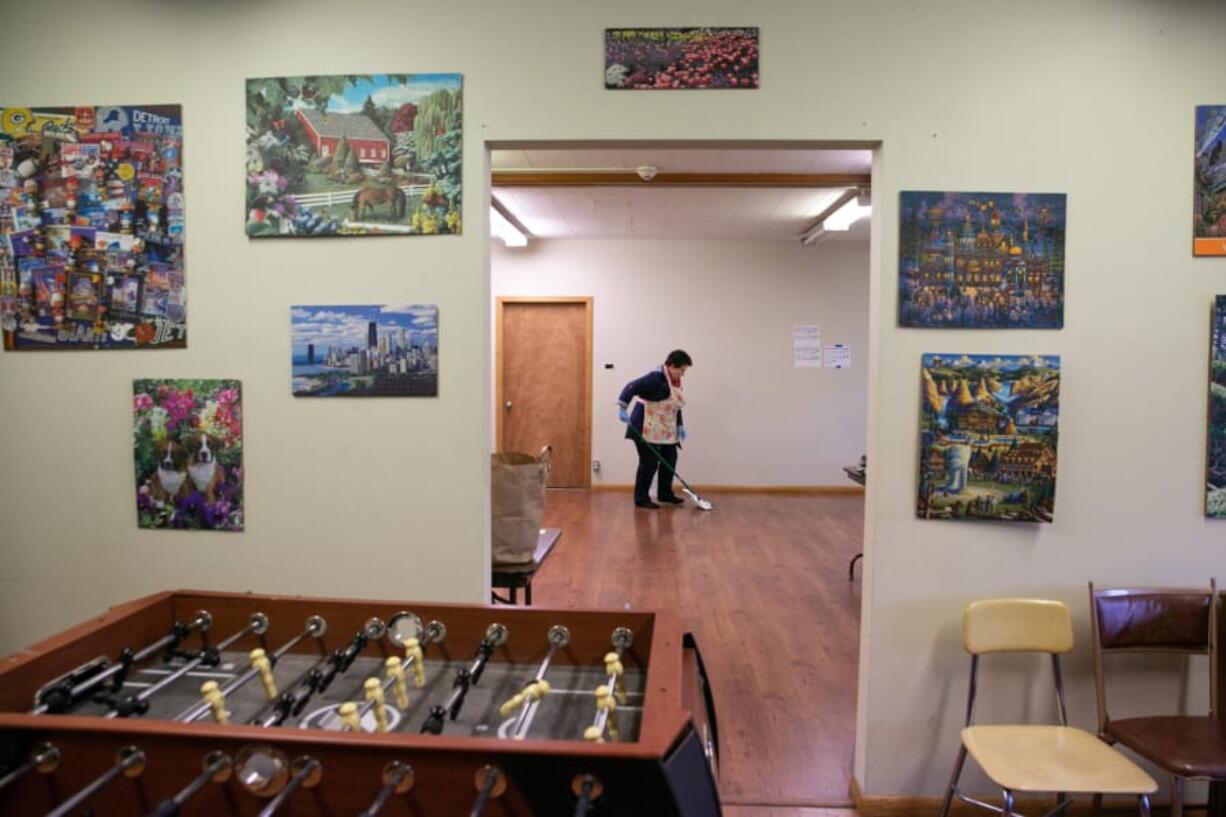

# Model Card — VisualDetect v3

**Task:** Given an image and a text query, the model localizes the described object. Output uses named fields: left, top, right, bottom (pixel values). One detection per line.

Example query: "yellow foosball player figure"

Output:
left=337, top=701, right=361, bottom=732
left=385, top=656, right=410, bottom=709
left=199, top=680, right=228, bottom=724
left=250, top=648, right=278, bottom=700
left=364, top=677, right=389, bottom=733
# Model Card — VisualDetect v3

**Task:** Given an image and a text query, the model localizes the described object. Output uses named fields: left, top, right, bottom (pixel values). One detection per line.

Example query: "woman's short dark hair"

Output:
left=665, top=349, right=692, bottom=367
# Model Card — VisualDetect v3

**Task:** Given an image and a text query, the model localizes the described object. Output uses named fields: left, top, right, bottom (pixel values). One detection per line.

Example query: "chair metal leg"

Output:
left=1137, top=793, right=1151, bottom=817
left=1172, top=775, right=1184, bottom=817
left=1002, top=788, right=1015, bottom=817
left=1092, top=792, right=1103, bottom=817
left=938, top=744, right=968, bottom=817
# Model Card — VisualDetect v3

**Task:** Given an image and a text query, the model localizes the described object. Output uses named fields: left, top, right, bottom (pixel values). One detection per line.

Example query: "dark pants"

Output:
left=634, top=438, right=679, bottom=503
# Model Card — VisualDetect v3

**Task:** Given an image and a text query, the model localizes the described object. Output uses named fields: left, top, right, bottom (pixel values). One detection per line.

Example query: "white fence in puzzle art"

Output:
left=293, top=183, right=433, bottom=211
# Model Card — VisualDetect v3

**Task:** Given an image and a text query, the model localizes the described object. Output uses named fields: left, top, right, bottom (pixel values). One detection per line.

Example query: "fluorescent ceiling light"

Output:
left=490, top=205, right=528, bottom=247
left=822, top=191, right=871, bottom=231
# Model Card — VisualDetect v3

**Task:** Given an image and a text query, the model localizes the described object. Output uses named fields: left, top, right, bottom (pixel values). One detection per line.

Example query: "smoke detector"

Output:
left=635, top=165, right=659, bottom=182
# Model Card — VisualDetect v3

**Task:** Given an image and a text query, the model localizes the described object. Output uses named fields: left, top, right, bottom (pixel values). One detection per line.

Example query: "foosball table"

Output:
left=0, top=590, right=721, bottom=816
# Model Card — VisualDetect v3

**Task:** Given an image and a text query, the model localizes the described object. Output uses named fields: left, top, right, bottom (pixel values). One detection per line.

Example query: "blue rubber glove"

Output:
left=618, top=407, right=630, bottom=424
left=678, top=426, right=687, bottom=442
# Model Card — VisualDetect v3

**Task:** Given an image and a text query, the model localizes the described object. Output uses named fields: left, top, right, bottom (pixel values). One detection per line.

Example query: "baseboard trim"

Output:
left=589, top=484, right=865, bottom=495
left=850, top=777, right=1160, bottom=817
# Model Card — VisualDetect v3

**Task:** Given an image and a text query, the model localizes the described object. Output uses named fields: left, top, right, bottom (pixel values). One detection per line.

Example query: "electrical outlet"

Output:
left=591, top=460, right=601, bottom=472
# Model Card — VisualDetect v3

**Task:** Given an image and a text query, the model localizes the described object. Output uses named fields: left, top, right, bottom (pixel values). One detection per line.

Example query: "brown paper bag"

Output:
left=491, top=446, right=551, bottom=565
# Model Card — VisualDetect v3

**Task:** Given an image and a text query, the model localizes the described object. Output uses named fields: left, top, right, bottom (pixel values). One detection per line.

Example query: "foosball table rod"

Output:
left=356, top=761, right=414, bottom=817
left=499, top=624, right=570, bottom=740
left=421, top=622, right=508, bottom=735
left=468, top=764, right=506, bottom=817
left=584, top=626, right=634, bottom=742
left=42, top=745, right=145, bottom=817
left=103, top=612, right=269, bottom=719
left=175, top=615, right=326, bottom=723
left=30, top=610, right=213, bottom=715
left=255, top=755, right=321, bottom=817
left=142, top=750, right=231, bottom=817
left=571, top=772, right=604, bottom=817
left=253, top=618, right=383, bottom=728
left=0, top=742, right=60, bottom=794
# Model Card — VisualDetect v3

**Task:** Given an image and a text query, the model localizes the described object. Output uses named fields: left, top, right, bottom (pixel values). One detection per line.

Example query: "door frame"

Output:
left=494, top=296, right=593, bottom=489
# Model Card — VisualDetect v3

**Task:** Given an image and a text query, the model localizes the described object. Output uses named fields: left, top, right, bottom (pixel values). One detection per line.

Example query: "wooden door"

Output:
left=497, top=298, right=592, bottom=488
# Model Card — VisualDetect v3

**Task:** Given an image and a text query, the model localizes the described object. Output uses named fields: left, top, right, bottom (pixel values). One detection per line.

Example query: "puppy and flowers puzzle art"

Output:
left=133, top=379, right=244, bottom=532
left=0, top=104, right=186, bottom=350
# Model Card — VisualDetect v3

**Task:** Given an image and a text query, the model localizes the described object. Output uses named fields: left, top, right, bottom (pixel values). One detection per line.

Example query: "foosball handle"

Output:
left=145, top=801, right=181, bottom=817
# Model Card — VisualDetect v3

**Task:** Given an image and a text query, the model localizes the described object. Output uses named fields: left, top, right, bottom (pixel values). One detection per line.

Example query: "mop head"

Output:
left=682, top=487, right=715, bottom=511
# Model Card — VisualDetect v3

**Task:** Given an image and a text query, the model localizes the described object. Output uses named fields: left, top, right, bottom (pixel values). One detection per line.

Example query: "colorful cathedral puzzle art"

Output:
left=133, top=379, right=244, bottom=532
left=899, top=192, right=1066, bottom=329
left=245, top=74, right=462, bottom=237
left=0, top=105, right=185, bottom=350
left=918, top=354, right=1060, bottom=523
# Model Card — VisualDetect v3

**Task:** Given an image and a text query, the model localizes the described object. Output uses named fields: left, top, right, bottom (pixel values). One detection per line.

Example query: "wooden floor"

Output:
left=533, top=490, right=864, bottom=812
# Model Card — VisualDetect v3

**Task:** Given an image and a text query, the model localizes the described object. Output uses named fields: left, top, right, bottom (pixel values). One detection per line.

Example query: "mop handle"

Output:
left=627, top=424, right=701, bottom=496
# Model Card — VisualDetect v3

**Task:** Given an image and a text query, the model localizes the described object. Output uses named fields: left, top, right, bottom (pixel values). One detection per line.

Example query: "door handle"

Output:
left=504, top=400, right=512, bottom=409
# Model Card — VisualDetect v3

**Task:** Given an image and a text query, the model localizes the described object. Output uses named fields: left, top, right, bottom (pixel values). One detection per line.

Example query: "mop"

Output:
left=628, top=425, right=715, bottom=511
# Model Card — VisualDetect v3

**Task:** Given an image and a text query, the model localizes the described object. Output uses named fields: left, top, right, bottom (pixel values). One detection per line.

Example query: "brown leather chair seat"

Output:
left=1105, top=716, right=1226, bottom=778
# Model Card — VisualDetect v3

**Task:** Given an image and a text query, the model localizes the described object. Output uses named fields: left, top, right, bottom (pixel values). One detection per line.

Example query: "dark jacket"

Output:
left=618, top=367, right=683, bottom=441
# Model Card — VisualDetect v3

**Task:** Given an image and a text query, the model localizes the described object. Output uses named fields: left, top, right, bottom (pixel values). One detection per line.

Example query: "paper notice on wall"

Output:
left=793, top=325, right=822, bottom=368
left=824, top=343, right=851, bottom=369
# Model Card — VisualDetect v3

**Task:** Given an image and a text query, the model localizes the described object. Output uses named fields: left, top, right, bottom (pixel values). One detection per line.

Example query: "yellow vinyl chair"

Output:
left=937, top=599, right=1158, bottom=817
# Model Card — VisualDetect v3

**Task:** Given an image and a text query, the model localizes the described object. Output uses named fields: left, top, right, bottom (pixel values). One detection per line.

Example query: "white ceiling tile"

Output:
left=491, top=148, right=874, bottom=242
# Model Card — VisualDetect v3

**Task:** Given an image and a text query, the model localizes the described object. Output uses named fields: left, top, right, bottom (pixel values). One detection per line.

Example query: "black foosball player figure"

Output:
left=421, top=623, right=507, bottom=735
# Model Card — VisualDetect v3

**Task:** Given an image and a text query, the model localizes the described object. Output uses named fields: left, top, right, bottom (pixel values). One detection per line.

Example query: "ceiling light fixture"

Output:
left=799, top=188, right=871, bottom=246
left=823, top=188, right=871, bottom=231
left=490, top=199, right=529, bottom=248
left=800, top=224, right=829, bottom=247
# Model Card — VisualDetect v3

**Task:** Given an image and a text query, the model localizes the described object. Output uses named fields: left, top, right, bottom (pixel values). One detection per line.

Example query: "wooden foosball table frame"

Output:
left=0, top=589, right=721, bottom=816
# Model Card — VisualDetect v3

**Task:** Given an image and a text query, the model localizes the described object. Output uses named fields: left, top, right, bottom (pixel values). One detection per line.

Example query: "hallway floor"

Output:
left=533, top=490, right=864, bottom=811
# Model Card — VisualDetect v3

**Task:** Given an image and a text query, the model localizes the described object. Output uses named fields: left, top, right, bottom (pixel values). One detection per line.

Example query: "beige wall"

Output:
left=492, top=238, right=869, bottom=487
left=1, top=0, right=1224, bottom=800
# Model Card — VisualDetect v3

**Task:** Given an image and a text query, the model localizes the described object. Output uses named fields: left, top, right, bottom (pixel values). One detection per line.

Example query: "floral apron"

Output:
left=640, top=374, right=685, bottom=445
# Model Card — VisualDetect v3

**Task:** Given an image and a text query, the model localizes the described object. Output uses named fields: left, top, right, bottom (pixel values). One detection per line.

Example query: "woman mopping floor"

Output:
left=617, top=349, right=713, bottom=511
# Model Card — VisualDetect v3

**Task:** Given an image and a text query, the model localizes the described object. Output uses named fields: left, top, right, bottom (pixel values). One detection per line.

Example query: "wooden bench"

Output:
left=491, top=527, right=561, bottom=605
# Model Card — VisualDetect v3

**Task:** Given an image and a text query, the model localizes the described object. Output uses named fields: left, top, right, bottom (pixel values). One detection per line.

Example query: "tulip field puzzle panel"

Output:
left=604, top=28, right=759, bottom=90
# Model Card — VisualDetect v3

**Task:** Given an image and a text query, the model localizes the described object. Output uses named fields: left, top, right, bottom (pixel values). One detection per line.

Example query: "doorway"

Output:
left=485, top=140, right=875, bottom=811
left=495, top=297, right=593, bottom=489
